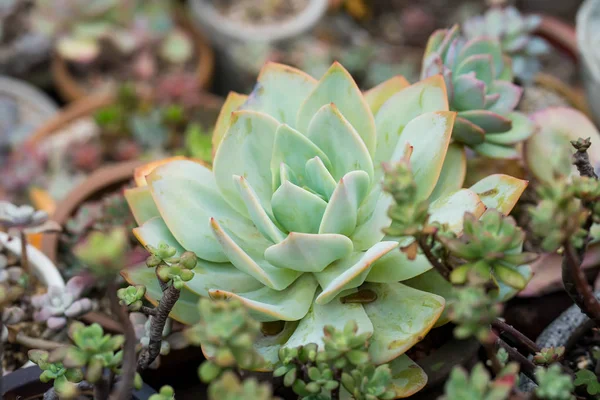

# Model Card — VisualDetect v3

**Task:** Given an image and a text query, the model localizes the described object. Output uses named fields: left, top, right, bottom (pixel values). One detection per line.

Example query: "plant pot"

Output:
left=518, top=290, right=600, bottom=392
left=51, top=8, right=215, bottom=103
left=2, top=365, right=156, bottom=399
left=577, top=0, right=600, bottom=126
left=188, top=0, right=328, bottom=94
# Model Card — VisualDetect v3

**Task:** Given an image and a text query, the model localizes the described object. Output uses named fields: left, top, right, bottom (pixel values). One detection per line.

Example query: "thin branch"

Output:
left=562, top=242, right=600, bottom=326
left=94, top=378, right=109, bottom=400
left=14, top=332, right=66, bottom=350
left=139, top=306, right=157, bottom=316
left=417, top=235, right=451, bottom=281
left=483, top=335, right=502, bottom=375
left=19, top=230, right=29, bottom=274
left=492, top=319, right=541, bottom=355
left=497, top=338, right=538, bottom=383
left=572, top=138, right=598, bottom=179
left=107, top=281, right=136, bottom=400
left=137, top=284, right=180, bottom=371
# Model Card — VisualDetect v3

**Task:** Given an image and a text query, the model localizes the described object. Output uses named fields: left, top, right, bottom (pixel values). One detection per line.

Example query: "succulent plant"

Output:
left=0, top=201, right=59, bottom=234
left=448, top=286, right=502, bottom=343
left=1, top=306, right=25, bottom=341
left=537, top=364, right=576, bottom=400
left=342, top=364, right=396, bottom=400
left=60, top=321, right=124, bottom=384
left=208, top=371, right=276, bottom=400
left=28, top=349, right=84, bottom=399
left=32, top=276, right=94, bottom=331
left=441, top=363, right=519, bottom=400
left=118, top=285, right=146, bottom=311
left=533, top=347, right=565, bottom=365
left=125, top=61, right=529, bottom=396
left=149, top=385, right=176, bottom=400
left=463, top=6, right=550, bottom=83
left=421, top=25, right=534, bottom=159
left=440, top=210, right=537, bottom=289
left=74, top=228, right=129, bottom=275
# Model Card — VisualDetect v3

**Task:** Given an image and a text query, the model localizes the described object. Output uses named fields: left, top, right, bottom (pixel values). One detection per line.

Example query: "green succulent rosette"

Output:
left=124, top=62, right=529, bottom=397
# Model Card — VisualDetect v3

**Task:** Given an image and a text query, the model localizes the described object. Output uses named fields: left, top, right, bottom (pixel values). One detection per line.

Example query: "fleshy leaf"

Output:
left=457, top=38, right=504, bottom=79
left=305, top=156, right=337, bottom=200
left=185, top=259, right=264, bottom=297
left=452, top=117, right=486, bottom=146
left=209, top=274, right=318, bottom=322
left=241, top=62, right=317, bottom=127
left=212, top=92, right=248, bottom=156
left=429, top=143, right=466, bottom=201
left=297, top=62, right=376, bottom=155
left=351, top=190, right=394, bottom=251
left=148, top=160, right=261, bottom=263
left=469, top=174, right=528, bottom=215
left=457, top=110, right=511, bottom=134
left=389, top=355, right=428, bottom=397
left=315, top=242, right=398, bottom=304
left=472, top=142, right=520, bottom=159
left=456, top=54, right=494, bottom=86
left=390, top=111, right=456, bottom=200
left=253, top=321, right=299, bottom=370
left=271, top=181, right=327, bottom=234
left=452, top=74, right=485, bottom=111
left=264, top=232, right=353, bottom=272
left=485, top=111, right=535, bottom=145
left=283, top=290, right=373, bottom=349
left=306, top=103, right=374, bottom=181
left=125, top=186, right=159, bottom=226
left=210, top=218, right=301, bottom=290
left=485, top=81, right=522, bottom=115
left=234, top=176, right=286, bottom=243
left=373, top=75, right=449, bottom=171
left=363, top=282, right=445, bottom=364
left=319, top=170, right=370, bottom=236
left=403, top=269, right=453, bottom=327
left=366, top=251, right=432, bottom=283
left=364, top=75, right=410, bottom=116
left=133, top=217, right=185, bottom=255
left=429, top=189, right=486, bottom=233
left=213, top=110, right=280, bottom=217
left=270, top=124, right=331, bottom=190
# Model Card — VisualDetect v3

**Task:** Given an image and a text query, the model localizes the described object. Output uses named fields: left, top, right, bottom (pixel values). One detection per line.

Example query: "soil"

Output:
left=564, top=320, right=600, bottom=398
left=214, top=0, right=309, bottom=25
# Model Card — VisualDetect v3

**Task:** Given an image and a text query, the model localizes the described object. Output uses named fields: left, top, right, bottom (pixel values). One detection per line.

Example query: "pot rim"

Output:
left=0, top=76, right=58, bottom=119
left=188, top=0, right=328, bottom=43
left=577, top=0, right=600, bottom=79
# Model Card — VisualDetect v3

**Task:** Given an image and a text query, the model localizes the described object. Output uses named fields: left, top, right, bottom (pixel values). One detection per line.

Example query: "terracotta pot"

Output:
left=52, top=8, right=215, bottom=103
left=2, top=365, right=156, bottom=399
left=535, top=15, right=578, bottom=62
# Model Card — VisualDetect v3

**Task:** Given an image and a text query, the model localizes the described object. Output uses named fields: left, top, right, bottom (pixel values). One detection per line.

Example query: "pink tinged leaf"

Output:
left=66, top=276, right=92, bottom=298
left=452, top=117, right=485, bottom=146
left=47, top=317, right=67, bottom=331
left=133, top=51, right=156, bottom=80
left=456, top=54, right=495, bottom=86
left=457, top=110, right=512, bottom=134
left=484, top=81, right=523, bottom=115
left=452, top=74, right=486, bottom=111
left=64, top=298, right=93, bottom=318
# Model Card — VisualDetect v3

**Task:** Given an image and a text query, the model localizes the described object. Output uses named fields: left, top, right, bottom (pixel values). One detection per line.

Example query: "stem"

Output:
left=331, top=368, right=342, bottom=400
left=496, top=338, right=538, bottom=383
left=572, top=138, right=598, bottom=179
left=107, top=281, right=136, bottom=400
left=417, top=235, right=451, bottom=281
left=483, top=336, right=502, bottom=375
left=562, top=242, right=600, bottom=326
left=19, top=230, right=29, bottom=274
left=137, top=284, right=180, bottom=371
left=14, top=332, right=65, bottom=350
left=139, top=306, right=157, bottom=316
left=492, top=319, right=541, bottom=355
left=0, top=316, right=3, bottom=396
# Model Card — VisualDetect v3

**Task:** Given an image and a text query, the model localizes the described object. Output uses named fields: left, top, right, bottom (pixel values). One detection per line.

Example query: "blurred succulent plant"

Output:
left=117, top=285, right=146, bottom=311
left=73, top=228, right=129, bottom=276
left=464, top=6, right=550, bottom=82
left=342, top=364, right=396, bottom=400
left=448, top=286, right=502, bottom=343
left=28, top=349, right=84, bottom=399
left=209, top=371, right=276, bottom=400
left=0, top=142, right=46, bottom=197
left=421, top=25, right=534, bottom=158
left=125, top=61, right=529, bottom=396
left=59, top=321, right=124, bottom=384
left=439, top=210, right=537, bottom=289
left=149, top=385, right=176, bottom=400
left=32, top=276, right=94, bottom=331
left=0, top=201, right=59, bottom=234
left=1, top=306, right=25, bottom=341
left=533, top=346, right=565, bottom=366
left=441, top=362, right=519, bottom=400
left=30, top=0, right=193, bottom=71
left=537, top=364, right=576, bottom=400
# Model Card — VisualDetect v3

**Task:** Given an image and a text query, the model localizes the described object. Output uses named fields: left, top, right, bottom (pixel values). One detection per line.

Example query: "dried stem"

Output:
left=562, top=243, right=600, bottom=325
left=496, top=338, right=538, bottom=383
left=107, top=281, right=136, bottom=400
left=0, top=316, right=3, bottom=395
left=492, top=319, right=541, bottom=355
left=417, top=235, right=451, bottom=281
left=94, top=378, right=109, bottom=400
left=572, top=138, right=598, bottom=179
left=19, top=230, right=29, bottom=274
left=137, top=284, right=180, bottom=371
left=139, top=306, right=157, bottom=316
left=483, top=335, right=502, bottom=375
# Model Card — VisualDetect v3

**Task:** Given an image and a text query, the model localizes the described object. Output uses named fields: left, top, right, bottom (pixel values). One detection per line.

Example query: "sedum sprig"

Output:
left=536, top=364, right=575, bottom=400
left=28, top=349, right=84, bottom=399
left=441, top=363, right=519, bottom=400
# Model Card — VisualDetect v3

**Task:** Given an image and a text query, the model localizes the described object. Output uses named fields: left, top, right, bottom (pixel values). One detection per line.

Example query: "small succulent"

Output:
left=536, top=364, right=576, bottom=400
left=208, top=371, right=276, bottom=400
left=440, top=210, right=537, bottom=289
left=0, top=243, right=25, bottom=284
left=186, top=298, right=264, bottom=382
left=73, top=228, right=129, bottom=275
left=28, top=349, right=84, bottom=399
left=2, top=306, right=26, bottom=341
left=464, top=6, right=550, bottom=82
left=60, top=322, right=124, bottom=384
left=32, top=276, right=94, bottom=331
left=117, top=285, right=146, bottom=311
left=421, top=25, right=534, bottom=158
left=156, top=251, right=198, bottom=290
left=342, top=364, right=396, bottom=400
left=441, top=362, right=519, bottom=400
left=533, top=347, right=565, bottom=366
left=0, top=201, right=60, bottom=234
left=149, top=385, right=175, bottom=400
left=448, top=286, right=502, bottom=343
left=125, top=61, right=529, bottom=396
